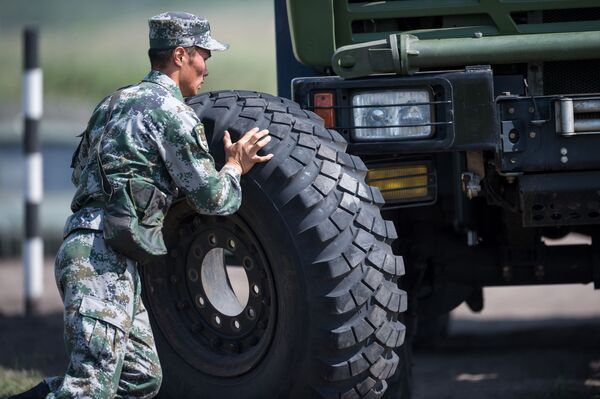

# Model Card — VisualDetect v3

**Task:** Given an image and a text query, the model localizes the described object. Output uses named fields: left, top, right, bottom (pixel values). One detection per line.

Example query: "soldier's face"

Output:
left=180, top=47, right=211, bottom=97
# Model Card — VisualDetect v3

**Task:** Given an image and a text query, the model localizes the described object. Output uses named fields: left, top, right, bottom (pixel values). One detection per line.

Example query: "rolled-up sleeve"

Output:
left=151, top=105, right=242, bottom=216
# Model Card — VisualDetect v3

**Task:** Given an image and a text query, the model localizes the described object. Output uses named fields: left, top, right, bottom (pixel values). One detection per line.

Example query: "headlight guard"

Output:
left=351, top=88, right=434, bottom=141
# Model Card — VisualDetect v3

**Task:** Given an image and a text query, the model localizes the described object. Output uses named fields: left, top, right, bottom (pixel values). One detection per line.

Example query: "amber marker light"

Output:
left=367, top=164, right=430, bottom=202
left=313, top=92, right=336, bottom=128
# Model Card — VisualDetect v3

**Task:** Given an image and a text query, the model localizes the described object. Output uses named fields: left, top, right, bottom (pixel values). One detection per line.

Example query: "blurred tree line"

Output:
left=0, top=0, right=276, bottom=113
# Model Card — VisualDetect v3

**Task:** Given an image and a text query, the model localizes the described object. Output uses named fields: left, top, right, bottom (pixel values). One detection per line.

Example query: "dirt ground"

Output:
left=1, top=258, right=600, bottom=398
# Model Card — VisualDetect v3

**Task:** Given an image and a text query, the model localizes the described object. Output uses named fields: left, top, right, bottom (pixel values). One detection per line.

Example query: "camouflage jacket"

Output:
left=65, top=70, right=241, bottom=237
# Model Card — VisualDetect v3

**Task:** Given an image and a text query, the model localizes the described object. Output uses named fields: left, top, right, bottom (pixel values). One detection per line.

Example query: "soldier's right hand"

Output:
left=223, top=127, right=273, bottom=175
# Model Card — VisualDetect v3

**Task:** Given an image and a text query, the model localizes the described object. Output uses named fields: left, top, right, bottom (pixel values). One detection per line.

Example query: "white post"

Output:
left=23, top=26, right=44, bottom=315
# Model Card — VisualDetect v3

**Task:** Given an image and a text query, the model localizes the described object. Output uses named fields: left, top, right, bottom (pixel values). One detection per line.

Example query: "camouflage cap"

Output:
left=148, top=12, right=229, bottom=51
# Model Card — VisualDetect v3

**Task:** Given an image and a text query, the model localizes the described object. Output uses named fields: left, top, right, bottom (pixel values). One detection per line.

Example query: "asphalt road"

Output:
left=414, top=290, right=600, bottom=399
left=1, top=258, right=600, bottom=398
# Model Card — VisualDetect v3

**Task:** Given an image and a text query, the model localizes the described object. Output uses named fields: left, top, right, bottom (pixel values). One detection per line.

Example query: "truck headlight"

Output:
left=352, top=89, right=433, bottom=140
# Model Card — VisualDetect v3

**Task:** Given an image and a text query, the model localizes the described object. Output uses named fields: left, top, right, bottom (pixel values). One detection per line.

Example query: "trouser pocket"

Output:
left=78, top=295, right=132, bottom=360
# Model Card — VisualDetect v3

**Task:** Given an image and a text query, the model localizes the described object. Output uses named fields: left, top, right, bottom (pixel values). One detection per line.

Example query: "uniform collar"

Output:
left=143, top=70, right=184, bottom=102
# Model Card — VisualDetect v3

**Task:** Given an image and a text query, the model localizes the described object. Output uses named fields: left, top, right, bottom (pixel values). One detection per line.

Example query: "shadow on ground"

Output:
left=0, top=313, right=67, bottom=376
left=413, top=318, right=600, bottom=399
left=1, top=315, right=600, bottom=398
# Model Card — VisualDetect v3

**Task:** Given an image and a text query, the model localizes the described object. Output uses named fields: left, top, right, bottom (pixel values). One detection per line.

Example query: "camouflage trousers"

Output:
left=44, top=230, right=162, bottom=398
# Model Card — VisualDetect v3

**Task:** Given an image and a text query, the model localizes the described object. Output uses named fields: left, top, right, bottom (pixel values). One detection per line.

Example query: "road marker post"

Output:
left=23, top=27, right=44, bottom=316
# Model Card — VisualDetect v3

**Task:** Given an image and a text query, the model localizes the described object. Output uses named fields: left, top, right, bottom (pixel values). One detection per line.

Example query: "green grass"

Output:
left=0, top=367, right=42, bottom=398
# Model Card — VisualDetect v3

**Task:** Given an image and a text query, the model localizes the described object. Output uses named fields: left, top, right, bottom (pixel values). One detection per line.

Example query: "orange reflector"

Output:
left=313, top=92, right=336, bottom=128
left=367, top=164, right=429, bottom=202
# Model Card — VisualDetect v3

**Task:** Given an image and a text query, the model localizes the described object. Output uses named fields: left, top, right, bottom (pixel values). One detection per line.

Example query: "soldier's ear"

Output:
left=173, top=47, right=186, bottom=67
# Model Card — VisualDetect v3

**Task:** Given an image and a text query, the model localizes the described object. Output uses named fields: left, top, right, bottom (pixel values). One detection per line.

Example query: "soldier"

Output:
left=10, top=12, right=272, bottom=399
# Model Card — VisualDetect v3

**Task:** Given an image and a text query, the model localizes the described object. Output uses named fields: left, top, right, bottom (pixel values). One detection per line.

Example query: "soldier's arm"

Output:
left=153, top=109, right=243, bottom=216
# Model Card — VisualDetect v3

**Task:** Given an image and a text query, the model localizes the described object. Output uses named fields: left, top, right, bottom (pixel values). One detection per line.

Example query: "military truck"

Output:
left=146, top=1, right=600, bottom=398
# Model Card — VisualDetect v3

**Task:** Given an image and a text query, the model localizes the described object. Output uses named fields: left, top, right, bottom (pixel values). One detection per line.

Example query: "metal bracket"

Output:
left=389, top=33, right=402, bottom=75
left=501, top=120, right=524, bottom=153
left=461, top=172, right=481, bottom=199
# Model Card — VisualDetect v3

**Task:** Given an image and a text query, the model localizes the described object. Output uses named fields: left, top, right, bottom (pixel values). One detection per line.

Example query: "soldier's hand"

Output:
left=223, top=127, right=273, bottom=175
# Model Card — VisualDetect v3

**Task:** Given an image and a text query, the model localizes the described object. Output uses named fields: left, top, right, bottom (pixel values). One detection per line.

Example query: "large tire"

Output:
left=143, top=91, right=408, bottom=398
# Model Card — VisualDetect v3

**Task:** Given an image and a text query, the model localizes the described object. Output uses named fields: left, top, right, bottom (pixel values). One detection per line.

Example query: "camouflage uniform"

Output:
left=43, top=13, right=236, bottom=399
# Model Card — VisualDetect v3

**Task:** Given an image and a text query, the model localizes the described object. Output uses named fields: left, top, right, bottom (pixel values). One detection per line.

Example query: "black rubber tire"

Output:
left=144, top=90, right=408, bottom=398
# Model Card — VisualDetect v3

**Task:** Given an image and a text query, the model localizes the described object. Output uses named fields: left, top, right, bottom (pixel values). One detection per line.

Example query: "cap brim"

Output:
left=196, top=37, right=229, bottom=52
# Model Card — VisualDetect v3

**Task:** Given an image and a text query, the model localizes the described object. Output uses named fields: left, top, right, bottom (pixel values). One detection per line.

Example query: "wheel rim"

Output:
left=145, top=210, right=277, bottom=377
left=185, top=221, right=271, bottom=342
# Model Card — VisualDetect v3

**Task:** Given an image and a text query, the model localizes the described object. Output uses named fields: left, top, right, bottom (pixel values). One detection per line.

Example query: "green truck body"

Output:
left=281, top=0, right=600, bottom=333
left=288, top=0, right=600, bottom=67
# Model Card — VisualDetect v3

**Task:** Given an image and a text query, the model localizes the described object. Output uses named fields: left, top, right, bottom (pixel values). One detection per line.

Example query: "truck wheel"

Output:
left=143, top=91, right=408, bottom=398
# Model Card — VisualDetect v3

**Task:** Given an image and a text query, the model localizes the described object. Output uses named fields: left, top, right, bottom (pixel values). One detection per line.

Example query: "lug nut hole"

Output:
left=208, top=234, right=217, bottom=246
left=227, top=239, right=236, bottom=250
left=188, top=268, right=199, bottom=282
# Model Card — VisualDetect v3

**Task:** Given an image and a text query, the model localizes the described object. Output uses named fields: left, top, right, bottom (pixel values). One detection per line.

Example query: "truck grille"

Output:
left=544, top=59, right=600, bottom=95
left=344, top=1, right=600, bottom=43
left=542, top=7, right=600, bottom=23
